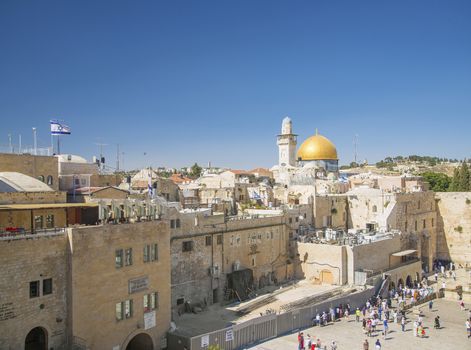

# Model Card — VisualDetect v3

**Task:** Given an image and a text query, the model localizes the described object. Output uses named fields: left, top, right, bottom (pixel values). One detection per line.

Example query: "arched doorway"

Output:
left=397, top=278, right=404, bottom=289
left=389, top=281, right=396, bottom=291
left=25, top=327, right=47, bottom=350
left=406, top=275, right=412, bottom=288
left=126, top=333, right=153, bottom=350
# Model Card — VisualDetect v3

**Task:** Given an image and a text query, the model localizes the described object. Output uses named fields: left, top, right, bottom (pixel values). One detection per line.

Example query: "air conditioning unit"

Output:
left=208, top=265, right=220, bottom=277
left=232, top=261, right=240, bottom=272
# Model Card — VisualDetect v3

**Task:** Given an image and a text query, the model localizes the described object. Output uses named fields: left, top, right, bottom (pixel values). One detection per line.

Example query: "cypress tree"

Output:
left=459, top=162, right=470, bottom=191
left=450, top=167, right=460, bottom=191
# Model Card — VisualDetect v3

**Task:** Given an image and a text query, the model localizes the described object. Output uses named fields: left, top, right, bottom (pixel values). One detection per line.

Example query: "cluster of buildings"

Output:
left=0, top=118, right=469, bottom=350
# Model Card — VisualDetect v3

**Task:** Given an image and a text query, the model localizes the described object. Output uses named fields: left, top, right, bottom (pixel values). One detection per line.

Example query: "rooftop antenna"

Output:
left=94, top=141, right=108, bottom=172
left=32, top=127, right=37, bottom=155
left=353, top=134, right=359, bottom=164
left=8, top=133, right=12, bottom=153
left=116, top=144, right=120, bottom=172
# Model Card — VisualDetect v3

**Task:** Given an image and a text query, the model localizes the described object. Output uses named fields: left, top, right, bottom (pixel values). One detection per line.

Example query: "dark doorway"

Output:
left=25, top=327, right=47, bottom=350
left=126, top=333, right=153, bottom=350
left=406, top=275, right=412, bottom=288
left=213, top=288, right=219, bottom=303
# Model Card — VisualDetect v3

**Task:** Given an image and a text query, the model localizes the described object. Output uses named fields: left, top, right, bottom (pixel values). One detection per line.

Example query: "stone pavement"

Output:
left=247, top=299, right=470, bottom=349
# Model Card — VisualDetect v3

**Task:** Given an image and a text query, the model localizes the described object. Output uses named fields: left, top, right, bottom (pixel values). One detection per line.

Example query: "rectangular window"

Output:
left=289, top=218, right=292, bottom=224
left=271, top=232, right=274, bottom=239
left=116, top=302, right=123, bottom=321
left=150, top=243, right=158, bottom=261
left=125, top=248, right=133, bottom=266
left=144, top=292, right=159, bottom=312
left=46, top=215, right=54, bottom=228
left=144, top=244, right=157, bottom=263
left=217, top=234, right=222, bottom=245
left=34, top=215, right=43, bottom=230
left=124, top=299, right=133, bottom=318
left=29, top=281, right=40, bottom=298
left=205, top=236, right=212, bottom=246
left=176, top=219, right=181, bottom=228
left=182, top=241, right=193, bottom=252
left=115, top=249, right=124, bottom=268
left=42, top=278, right=52, bottom=295
left=432, top=218, right=434, bottom=227
left=423, top=219, right=426, bottom=229
left=170, top=219, right=175, bottom=229
left=251, top=257, right=256, bottom=267
left=405, top=221, right=408, bottom=231
left=415, top=221, right=418, bottom=231
left=143, top=245, right=150, bottom=263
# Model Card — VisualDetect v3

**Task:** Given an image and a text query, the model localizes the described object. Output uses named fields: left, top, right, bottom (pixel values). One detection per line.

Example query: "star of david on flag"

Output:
left=50, top=120, right=71, bottom=135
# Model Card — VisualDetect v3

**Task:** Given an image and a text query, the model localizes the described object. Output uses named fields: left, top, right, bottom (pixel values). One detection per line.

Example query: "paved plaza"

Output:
left=247, top=299, right=470, bottom=349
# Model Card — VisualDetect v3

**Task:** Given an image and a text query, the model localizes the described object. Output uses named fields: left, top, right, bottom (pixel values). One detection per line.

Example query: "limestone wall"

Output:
left=0, top=153, right=59, bottom=190
left=435, top=192, right=471, bottom=265
left=0, top=233, right=68, bottom=349
left=295, top=243, right=347, bottom=285
left=0, top=191, right=66, bottom=205
left=68, top=221, right=171, bottom=350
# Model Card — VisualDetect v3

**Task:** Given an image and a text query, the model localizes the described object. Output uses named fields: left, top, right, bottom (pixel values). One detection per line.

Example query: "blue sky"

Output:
left=1, top=0, right=470, bottom=170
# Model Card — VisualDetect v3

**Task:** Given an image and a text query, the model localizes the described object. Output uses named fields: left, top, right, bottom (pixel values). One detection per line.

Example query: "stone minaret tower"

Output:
left=277, top=117, right=297, bottom=166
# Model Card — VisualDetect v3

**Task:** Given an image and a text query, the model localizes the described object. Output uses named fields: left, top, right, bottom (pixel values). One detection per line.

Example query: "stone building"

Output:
left=68, top=220, right=171, bottom=350
left=0, top=211, right=171, bottom=350
left=0, top=153, right=59, bottom=190
left=296, top=231, right=422, bottom=288
left=347, top=189, right=437, bottom=271
left=0, top=232, right=68, bottom=350
left=169, top=209, right=290, bottom=317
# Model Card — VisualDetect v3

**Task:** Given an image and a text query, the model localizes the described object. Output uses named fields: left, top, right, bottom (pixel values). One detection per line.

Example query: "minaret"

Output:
left=277, top=117, right=297, bottom=166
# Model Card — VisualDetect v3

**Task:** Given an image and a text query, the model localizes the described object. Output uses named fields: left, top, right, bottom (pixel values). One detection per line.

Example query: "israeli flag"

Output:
left=50, top=120, right=71, bottom=135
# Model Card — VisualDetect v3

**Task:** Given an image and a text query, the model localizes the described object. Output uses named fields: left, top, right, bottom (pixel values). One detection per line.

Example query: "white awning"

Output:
left=391, top=249, right=417, bottom=257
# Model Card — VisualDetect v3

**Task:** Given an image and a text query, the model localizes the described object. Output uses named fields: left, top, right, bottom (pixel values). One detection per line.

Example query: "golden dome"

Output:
left=297, top=133, right=338, bottom=161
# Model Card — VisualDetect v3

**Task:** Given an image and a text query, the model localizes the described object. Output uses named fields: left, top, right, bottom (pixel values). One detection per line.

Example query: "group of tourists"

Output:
left=293, top=261, right=471, bottom=349
left=296, top=331, right=337, bottom=350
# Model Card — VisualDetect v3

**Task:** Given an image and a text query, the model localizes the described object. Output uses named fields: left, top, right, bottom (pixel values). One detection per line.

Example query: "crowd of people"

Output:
left=293, top=264, right=471, bottom=349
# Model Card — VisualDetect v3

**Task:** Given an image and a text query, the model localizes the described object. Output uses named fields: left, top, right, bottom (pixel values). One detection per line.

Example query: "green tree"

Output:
left=189, top=162, right=202, bottom=178
left=459, top=162, right=470, bottom=191
left=449, top=167, right=460, bottom=191
left=421, top=172, right=451, bottom=192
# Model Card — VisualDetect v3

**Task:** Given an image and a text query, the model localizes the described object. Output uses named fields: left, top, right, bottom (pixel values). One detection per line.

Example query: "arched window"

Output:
left=46, top=175, right=53, bottom=186
left=372, top=205, right=377, bottom=213
left=38, top=175, right=45, bottom=182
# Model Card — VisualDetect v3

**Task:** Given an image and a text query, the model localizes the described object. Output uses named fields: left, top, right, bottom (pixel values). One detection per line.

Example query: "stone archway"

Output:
left=25, top=327, right=47, bottom=350
left=389, top=281, right=396, bottom=291
left=126, top=333, right=153, bottom=350
left=406, top=275, right=412, bottom=288
left=398, top=278, right=404, bottom=289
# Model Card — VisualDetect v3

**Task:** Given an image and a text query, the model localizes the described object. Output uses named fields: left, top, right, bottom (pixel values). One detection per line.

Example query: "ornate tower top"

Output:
left=281, top=116, right=293, bottom=135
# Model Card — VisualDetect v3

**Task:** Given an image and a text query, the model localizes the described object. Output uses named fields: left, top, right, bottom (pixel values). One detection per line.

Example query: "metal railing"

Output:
left=0, top=227, right=66, bottom=240
left=169, top=287, right=377, bottom=350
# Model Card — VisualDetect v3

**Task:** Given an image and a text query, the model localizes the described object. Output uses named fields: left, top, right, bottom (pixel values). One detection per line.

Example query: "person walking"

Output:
left=383, top=318, right=388, bottom=339
left=429, top=300, right=433, bottom=311
left=466, top=319, right=471, bottom=339
left=330, top=340, right=337, bottom=350
left=363, top=339, right=369, bottom=350
left=375, top=339, right=381, bottom=349
left=401, top=316, right=406, bottom=331
left=356, top=308, right=361, bottom=322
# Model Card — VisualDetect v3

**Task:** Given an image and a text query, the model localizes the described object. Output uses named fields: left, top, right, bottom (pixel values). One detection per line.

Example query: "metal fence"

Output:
left=169, top=287, right=377, bottom=350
